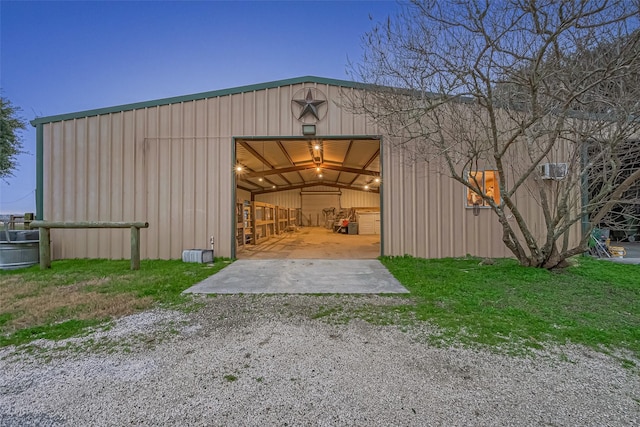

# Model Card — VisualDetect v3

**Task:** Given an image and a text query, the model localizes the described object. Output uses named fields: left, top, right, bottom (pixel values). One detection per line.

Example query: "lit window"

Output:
left=466, top=170, right=500, bottom=207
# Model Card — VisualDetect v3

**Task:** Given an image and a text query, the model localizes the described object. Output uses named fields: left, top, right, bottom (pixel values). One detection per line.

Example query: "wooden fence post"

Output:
left=131, top=226, right=140, bottom=270
left=30, top=221, right=148, bottom=270
left=39, top=227, right=51, bottom=269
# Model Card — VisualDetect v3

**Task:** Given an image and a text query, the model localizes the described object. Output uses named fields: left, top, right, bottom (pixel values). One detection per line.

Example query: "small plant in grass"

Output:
left=224, top=374, right=238, bottom=382
left=621, top=359, right=637, bottom=370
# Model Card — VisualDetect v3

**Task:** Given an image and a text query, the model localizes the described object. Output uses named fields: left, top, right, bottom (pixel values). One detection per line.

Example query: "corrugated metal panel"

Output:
left=299, top=185, right=338, bottom=193
left=43, top=120, right=234, bottom=259
left=256, top=187, right=380, bottom=212
left=341, top=189, right=380, bottom=208
left=32, top=77, right=374, bottom=126
left=381, top=132, right=586, bottom=259
left=301, top=193, right=341, bottom=227
left=382, top=140, right=513, bottom=259
left=167, top=135, right=228, bottom=259
left=255, top=189, right=301, bottom=208
left=42, top=80, right=579, bottom=261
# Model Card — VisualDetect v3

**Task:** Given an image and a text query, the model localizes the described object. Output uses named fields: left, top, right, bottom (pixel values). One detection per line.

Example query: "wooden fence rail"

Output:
left=29, top=221, right=149, bottom=270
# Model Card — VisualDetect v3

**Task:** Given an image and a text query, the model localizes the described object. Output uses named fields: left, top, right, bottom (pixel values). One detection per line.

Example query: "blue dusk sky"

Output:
left=0, top=0, right=401, bottom=214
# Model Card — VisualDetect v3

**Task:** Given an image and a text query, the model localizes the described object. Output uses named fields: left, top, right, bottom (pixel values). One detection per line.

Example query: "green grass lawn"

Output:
left=2, top=255, right=638, bottom=361
left=380, top=256, right=640, bottom=358
left=0, top=259, right=229, bottom=347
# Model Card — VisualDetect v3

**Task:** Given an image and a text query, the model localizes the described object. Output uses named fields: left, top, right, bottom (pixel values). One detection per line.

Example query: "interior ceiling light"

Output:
left=318, top=174, right=323, bottom=178
left=316, top=167, right=321, bottom=172
left=310, top=141, right=323, bottom=164
left=258, top=178, right=263, bottom=182
left=364, top=185, right=370, bottom=190
left=236, top=165, right=243, bottom=172
left=272, top=185, right=276, bottom=189
left=374, top=178, right=380, bottom=183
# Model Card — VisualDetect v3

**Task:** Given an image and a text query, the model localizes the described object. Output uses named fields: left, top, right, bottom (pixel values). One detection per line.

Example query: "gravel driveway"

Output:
left=1, top=295, right=639, bottom=426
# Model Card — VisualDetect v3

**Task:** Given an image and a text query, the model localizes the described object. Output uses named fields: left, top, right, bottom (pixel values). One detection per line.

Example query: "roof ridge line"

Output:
left=30, top=75, right=366, bottom=125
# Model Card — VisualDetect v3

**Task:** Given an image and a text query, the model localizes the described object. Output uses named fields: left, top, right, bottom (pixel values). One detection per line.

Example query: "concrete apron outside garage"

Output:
left=184, top=259, right=409, bottom=294
left=185, top=227, right=406, bottom=294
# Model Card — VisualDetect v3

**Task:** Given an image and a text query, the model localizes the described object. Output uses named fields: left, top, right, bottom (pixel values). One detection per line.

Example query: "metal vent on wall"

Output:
left=540, top=163, right=568, bottom=180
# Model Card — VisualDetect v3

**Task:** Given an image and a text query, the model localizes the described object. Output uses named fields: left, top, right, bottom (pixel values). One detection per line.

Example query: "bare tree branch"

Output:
left=348, top=0, right=640, bottom=269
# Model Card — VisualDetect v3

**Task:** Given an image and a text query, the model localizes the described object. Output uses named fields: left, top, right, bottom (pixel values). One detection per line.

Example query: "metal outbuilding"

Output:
left=31, top=76, right=557, bottom=260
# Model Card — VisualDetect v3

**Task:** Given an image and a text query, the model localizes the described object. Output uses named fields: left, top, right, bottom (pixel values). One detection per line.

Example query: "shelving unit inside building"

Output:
left=235, top=201, right=302, bottom=252
left=288, top=208, right=299, bottom=229
left=276, top=206, right=289, bottom=234
left=252, top=202, right=275, bottom=245
left=235, top=202, right=253, bottom=251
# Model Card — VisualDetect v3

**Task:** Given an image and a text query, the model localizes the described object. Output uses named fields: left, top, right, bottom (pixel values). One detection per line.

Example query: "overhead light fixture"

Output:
left=302, top=124, right=316, bottom=135
left=374, top=178, right=380, bottom=183
left=316, top=167, right=321, bottom=172
left=236, top=165, right=243, bottom=172
left=272, top=185, right=276, bottom=189
left=258, top=178, right=263, bottom=182
left=364, top=185, right=370, bottom=190
left=318, top=174, right=323, bottom=178
left=311, top=141, right=323, bottom=164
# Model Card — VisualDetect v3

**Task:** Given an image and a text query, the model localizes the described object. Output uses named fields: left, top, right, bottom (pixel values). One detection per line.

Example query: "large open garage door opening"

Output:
left=234, top=137, right=381, bottom=259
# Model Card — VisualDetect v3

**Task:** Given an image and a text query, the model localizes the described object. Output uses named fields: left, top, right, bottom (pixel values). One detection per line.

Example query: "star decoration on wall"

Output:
left=293, top=89, right=326, bottom=120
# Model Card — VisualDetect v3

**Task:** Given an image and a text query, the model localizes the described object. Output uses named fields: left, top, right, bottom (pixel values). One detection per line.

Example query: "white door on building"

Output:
left=357, top=212, right=380, bottom=235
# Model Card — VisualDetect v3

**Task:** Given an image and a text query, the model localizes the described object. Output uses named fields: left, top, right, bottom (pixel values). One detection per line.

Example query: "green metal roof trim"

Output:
left=30, top=76, right=368, bottom=126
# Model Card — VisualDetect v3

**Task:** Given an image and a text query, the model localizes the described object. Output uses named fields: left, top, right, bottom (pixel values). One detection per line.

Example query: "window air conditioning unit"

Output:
left=540, top=163, right=568, bottom=180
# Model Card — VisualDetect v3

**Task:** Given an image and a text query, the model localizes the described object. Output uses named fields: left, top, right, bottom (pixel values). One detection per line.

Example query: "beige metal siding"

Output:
left=340, top=189, right=380, bottom=209
left=255, top=189, right=301, bottom=208
left=301, top=191, right=342, bottom=227
left=44, top=122, right=234, bottom=259
left=381, top=135, right=581, bottom=259
left=255, top=187, right=380, bottom=212
left=42, top=82, right=380, bottom=260
left=382, top=140, right=513, bottom=259
left=42, top=80, right=578, bottom=261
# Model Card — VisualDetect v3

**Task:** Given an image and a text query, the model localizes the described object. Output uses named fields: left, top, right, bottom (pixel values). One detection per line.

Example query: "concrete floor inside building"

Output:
left=236, top=226, right=381, bottom=259
left=234, top=228, right=640, bottom=263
